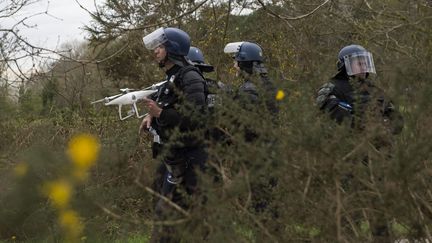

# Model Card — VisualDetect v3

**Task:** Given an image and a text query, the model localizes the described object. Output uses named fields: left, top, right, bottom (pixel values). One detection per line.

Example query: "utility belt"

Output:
left=164, top=158, right=188, bottom=184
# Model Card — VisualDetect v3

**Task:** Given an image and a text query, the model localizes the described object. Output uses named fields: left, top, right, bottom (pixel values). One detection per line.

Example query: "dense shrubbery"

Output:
left=1, top=0, right=432, bottom=242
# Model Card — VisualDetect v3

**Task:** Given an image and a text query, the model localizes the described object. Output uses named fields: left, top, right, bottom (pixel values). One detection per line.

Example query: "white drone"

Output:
left=91, top=80, right=167, bottom=120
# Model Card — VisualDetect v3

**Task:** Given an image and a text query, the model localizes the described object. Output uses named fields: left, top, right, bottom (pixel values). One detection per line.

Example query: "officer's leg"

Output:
left=182, top=147, right=209, bottom=240
left=151, top=170, right=179, bottom=243
left=183, top=147, right=208, bottom=195
left=151, top=144, right=166, bottom=206
left=151, top=148, right=208, bottom=242
left=152, top=163, right=167, bottom=194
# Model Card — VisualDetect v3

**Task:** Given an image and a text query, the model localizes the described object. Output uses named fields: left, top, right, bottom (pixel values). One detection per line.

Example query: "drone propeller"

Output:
left=91, top=93, right=123, bottom=104
left=91, top=98, right=106, bottom=105
left=120, top=88, right=136, bottom=93
left=142, top=80, right=168, bottom=90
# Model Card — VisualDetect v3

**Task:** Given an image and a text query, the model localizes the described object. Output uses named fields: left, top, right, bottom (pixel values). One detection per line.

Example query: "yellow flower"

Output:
left=59, top=209, right=84, bottom=239
left=13, top=162, right=28, bottom=177
left=68, top=134, right=100, bottom=170
left=43, top=180, right=72, bottom=209
left=275, top=90, right=285, bottom=101
left=11, top=236, right=16, bottom=240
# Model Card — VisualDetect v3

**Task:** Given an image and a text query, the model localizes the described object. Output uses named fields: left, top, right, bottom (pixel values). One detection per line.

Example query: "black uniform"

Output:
left=316, top=71, right=403, bottom=134
left=202, top=77, right=232, bottom=144
left=234, top=73, right=279, bottom=140
left=316, top=71, right=404, bottom=240
left=150, top=64, right=208, bottom=243
left=230, top=72, right=280, bottom=219
left=237, top=73, right=278, bottom=112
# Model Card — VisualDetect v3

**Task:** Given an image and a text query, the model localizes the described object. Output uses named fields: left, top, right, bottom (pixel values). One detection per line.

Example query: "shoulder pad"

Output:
left=177, top=66, right=203, bottom=79
left=175, top=65, right=205, bottom=87
left=316, top=82, right=335, bottom=108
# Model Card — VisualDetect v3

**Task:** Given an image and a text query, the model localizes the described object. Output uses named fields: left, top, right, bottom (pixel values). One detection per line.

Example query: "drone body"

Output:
left=91, top=80, right=167, bottom=120
left=105, top=90, right=157, bottom=106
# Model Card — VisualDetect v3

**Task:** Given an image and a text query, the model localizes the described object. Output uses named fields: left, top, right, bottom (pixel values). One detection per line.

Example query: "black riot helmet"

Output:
left=337, top=44, right=376, bottom=76
left=187, top=46, right=214, bottom=73
left=224, top=41, right=264, bottom=62
left=224, top=41, right=267, bottom=74
left=143, top=27, right=191, bottom=67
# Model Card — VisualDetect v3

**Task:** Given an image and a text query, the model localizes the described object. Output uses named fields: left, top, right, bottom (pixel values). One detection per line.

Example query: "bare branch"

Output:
left=0, top=0, right=34, bottom=19
left=135, top=179, right=190, bottom=217
left=234, top=199, right=279, bottom=242
left=256, top=0, right=331, bottom=23
left=96, top=202, right=189, bottom=226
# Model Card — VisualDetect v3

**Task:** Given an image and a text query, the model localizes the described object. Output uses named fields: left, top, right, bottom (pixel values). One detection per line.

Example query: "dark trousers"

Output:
left=150, top=147, right=207, bottom=243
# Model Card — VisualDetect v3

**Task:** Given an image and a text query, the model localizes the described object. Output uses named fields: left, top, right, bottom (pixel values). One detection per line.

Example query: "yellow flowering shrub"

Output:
left=67, top=133, right=100, bottom=170
left=43, top=180, right=72, bottom=209
left=59, top=209, right=84, bottom=239
left=275, top=90, right=285, bottom=101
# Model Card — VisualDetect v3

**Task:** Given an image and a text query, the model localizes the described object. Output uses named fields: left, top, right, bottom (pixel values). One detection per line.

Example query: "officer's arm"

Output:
left=316, top=82, right=352, bottom=123
left=180, top=71, right=207, bottom=129
left=240, top=83, right=259, bottom=103
left=181, top=71, right=207, bottom=106
left=157, top=72, right=206, bottom=130
left=260, top=75, right=279, bottom=116
left=157, top=108, right=180, bottom=127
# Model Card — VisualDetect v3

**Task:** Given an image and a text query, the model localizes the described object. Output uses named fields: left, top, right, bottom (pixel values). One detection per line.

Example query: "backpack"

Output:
left=175, top=65, right=210, bottom=107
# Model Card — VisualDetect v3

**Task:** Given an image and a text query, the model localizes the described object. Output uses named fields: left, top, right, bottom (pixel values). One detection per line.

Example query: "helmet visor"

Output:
left=223, top=42, right=244, bottom=55
left=344, top=52, right=376, bottom=76
left=142, top=27, right=167, bottom=50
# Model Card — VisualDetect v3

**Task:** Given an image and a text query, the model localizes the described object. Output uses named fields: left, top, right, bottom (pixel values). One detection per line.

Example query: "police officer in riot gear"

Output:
left=139, top=27, right=208, bottom=243
left=316, top=44, right=403, bottom=133
left=187, top=46, right=231, bottom=109
left=187, top=46, right=232, bottom=144
left=316, top=44, right=403, bottom=241
left=224, top=41, right=278, bottom=123
left=223, top=41, right=280, bottom=237
left=187, top=46, right=214, bottom=73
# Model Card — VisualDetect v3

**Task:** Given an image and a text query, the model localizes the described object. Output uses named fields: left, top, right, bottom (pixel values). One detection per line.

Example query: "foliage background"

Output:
left=1, top=0, right=432, bottom=242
